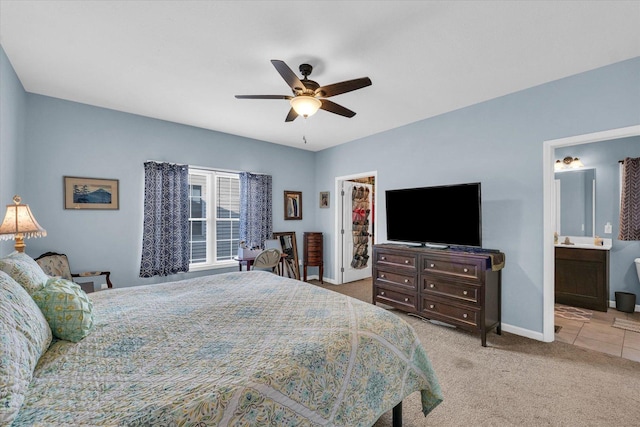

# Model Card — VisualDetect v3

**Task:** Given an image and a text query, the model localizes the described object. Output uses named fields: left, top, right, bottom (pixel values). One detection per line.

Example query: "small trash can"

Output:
left=615, top=291, right=636, bottom=313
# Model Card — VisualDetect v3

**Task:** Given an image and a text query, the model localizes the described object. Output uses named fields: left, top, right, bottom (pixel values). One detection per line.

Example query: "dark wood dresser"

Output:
left=373, top=243, right=504, bottom=346
left=303, top=232, right=323, bottom=283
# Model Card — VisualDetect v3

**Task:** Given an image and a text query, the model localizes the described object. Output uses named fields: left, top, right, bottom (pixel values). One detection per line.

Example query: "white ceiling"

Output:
left=1, top=1, right=639, bottom=152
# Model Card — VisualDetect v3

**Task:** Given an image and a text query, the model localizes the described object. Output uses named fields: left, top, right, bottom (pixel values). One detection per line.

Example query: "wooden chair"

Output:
left=34, top=251, right=113, bottom=293
left=251, top=248, right=281, bottom=273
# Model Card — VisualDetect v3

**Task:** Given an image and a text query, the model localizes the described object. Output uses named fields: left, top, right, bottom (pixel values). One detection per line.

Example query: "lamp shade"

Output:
left=290, top=95, right=322, bottom=118
left=0, top=195, right=47, bottom=252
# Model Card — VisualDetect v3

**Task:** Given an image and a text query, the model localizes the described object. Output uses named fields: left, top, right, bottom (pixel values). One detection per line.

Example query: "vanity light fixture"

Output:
left=554, top=156, right=584, bottom=171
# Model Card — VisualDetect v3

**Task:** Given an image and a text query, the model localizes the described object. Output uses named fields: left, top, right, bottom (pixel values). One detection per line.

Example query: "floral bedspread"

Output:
left=13, top=271, right=442, bottom=426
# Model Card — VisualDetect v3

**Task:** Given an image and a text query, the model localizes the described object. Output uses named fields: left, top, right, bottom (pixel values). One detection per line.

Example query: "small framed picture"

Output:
left=284, top=191, right=302, bottom=220
left=64, top=176, right=119, bottom=210
left=319, top=191, right=329, bottom=208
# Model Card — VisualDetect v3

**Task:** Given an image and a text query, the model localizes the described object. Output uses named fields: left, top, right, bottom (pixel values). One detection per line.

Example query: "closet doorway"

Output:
left=334, top=172, right=377, bottom=284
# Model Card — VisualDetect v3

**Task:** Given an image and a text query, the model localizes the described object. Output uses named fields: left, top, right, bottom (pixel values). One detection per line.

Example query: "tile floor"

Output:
left=554, top=304, right=640, bottom=362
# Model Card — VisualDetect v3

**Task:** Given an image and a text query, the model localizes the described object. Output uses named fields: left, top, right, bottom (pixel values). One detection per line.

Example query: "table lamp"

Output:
left=0, top=195, right=47, bottom=252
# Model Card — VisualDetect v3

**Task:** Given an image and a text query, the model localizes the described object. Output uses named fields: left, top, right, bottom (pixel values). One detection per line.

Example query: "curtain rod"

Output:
left=144, top=160, right=266, bottom=175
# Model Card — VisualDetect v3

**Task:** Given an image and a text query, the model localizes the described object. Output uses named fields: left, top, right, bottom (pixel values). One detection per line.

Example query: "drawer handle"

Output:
left=381, top=256, right=386, bottom=260
left=404, top=298, right=409, bottom=302
left=463, top=268, right=469, bottom=273
left=404, top=279, right=409, bottom=283
left=463, top=290, right=468, bottom=295
left=429, top=304, right=435, bottom=309
left=380, top=291, right=385, bottom=296
left=463, top=313, right=468, bottom=319
left=430, top=263, right=435, bottom=268
left=380, top=274, right=385, bottom=278
left=404, top=259, right=409, bottom=264
left=429, top=283, right=435, bottom=288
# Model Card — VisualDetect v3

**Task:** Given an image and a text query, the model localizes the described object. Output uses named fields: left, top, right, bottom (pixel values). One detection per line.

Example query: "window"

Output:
left=189, top=168, right=240, bottom=269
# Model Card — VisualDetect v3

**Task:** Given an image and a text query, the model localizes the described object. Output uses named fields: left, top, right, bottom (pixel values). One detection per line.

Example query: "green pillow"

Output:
left=0, top=270, right=52, bottom=424
left=32, top=277, right=94, bottom=342
left=0, top=251, right=49, bottom=295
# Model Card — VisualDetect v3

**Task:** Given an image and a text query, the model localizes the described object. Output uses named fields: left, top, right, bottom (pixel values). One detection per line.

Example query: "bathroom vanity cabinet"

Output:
left=555, top=247, right=610, bottom=312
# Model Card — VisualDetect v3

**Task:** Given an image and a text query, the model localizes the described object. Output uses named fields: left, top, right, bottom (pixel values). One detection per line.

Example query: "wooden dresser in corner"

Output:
left=303, top=232, right=323, bottom=283
left=372, top=243, right=504, bottom=347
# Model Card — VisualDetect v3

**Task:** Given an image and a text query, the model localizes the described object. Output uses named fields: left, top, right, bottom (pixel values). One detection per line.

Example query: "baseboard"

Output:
left=303, top=274, right=337, bottom=285
left=500, top=322, right=544, bottom=342
left=608, top=300, right=639, bottom=313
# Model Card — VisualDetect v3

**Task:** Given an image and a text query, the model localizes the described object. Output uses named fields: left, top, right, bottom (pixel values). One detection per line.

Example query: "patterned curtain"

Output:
left=619, top=157, right=640, bottom=240
left=139, top=162, right=190, bottom=277
left=239, top=173, right=272, bottom=248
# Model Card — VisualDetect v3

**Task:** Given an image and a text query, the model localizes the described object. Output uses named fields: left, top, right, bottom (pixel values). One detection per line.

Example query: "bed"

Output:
left=1, top=254, right=442, bottom=427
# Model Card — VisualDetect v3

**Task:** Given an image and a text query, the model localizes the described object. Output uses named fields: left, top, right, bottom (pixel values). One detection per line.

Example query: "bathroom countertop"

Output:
left=555, top=236, right=612, bottom=250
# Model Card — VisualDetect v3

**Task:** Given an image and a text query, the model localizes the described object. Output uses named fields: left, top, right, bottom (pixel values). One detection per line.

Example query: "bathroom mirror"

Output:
left=554, top=168, right=596, bottom=237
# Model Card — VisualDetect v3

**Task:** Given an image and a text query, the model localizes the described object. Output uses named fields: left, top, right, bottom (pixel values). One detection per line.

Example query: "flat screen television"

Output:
left=385, top=182, right=482, bottom=248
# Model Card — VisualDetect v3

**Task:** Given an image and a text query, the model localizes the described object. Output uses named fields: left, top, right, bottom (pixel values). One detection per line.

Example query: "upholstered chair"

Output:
left=34, top=252, right=113, bottom=292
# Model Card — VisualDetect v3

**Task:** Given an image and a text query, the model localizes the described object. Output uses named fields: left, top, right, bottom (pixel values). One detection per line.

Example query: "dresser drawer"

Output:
left=375, top=269, right=416, bottom=291
left=376, top=251, right=417, bottom=270
left=421, top=256, right=482, bottom=282
left=375, top=285, right=417, bottom=311
left=422, top=278, right=479, bottom=306
left=305, top=249, right=323, bottom=263
left=421, top=297, right=479, bottom=328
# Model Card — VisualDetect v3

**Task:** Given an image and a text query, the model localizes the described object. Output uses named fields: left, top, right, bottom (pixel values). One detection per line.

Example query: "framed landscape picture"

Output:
left=64, top=176, right=119, bottom=210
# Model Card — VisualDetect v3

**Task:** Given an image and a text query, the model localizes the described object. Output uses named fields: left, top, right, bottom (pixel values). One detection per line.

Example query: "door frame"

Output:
left=334, top=171, right=378, bottom=284
left=542, top=125, right=640, bottom=342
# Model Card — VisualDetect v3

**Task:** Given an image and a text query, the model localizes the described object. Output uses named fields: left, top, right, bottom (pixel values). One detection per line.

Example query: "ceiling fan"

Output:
left=235, top=60, right=372, bottom=122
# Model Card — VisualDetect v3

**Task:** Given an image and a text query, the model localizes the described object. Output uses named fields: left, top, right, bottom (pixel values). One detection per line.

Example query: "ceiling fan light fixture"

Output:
left=290, top=95, right=322, bottom=118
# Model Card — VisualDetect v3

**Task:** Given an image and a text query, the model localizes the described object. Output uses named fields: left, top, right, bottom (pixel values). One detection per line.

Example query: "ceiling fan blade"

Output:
left=271, top=60, right=305, bottom=92
left=316, top=77, right=372, bottom=98
left=235, top=95, right=292, bottom=100
left=320, top=99, right=356, bottom=118
left=285, top=108, right=298, bottom=122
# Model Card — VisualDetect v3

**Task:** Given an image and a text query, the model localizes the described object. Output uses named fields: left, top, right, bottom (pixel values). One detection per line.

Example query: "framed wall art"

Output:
left=64, top=176, right=119, bottom=210
left=319, top=191, right=329, bottom=208
left=284, top=190, right=302, bottom=220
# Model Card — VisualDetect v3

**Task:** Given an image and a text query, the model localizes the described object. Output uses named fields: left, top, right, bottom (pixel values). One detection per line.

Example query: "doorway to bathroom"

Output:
left=543, top=125, right=640, bottom=344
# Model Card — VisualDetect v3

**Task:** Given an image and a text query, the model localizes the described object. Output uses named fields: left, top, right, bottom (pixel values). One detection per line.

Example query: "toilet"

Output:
left=614, top=258, right=640, bottom=313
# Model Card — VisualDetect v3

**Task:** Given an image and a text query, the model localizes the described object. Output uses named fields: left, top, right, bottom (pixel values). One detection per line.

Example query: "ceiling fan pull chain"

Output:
left=302, top=115, right=308, bottom=144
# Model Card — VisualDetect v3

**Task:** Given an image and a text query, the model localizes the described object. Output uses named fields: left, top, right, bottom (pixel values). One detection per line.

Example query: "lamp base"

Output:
left=14, top=235, right=26, bottom=253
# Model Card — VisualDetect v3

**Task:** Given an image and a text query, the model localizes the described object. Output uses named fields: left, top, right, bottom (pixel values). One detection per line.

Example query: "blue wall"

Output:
left=20, top=94, right=317, bottom=287
left=2, top=42, right=639, bottom=337
left=557, top=136, right=640, bottom=297
left=315, top=57, right=640, bottom=334
left=0, top=47, right=26, bottom=255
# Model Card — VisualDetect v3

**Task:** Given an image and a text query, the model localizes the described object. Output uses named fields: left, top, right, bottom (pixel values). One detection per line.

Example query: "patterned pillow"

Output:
left=0, top=270, right=53, bottom=425
left=0, top=252, right=49, bottom=295
left=32, top=277, right=94, bottom=342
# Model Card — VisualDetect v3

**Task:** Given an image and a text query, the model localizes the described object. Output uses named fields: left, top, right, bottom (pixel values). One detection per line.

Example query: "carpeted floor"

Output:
left=308, top=278, right=640, bottom=426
